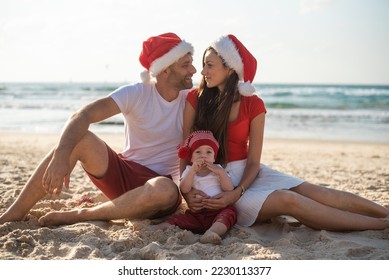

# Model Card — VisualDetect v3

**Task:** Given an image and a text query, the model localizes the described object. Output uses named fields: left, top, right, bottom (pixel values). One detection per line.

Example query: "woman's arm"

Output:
left=235, top=113, right=265, bottom=193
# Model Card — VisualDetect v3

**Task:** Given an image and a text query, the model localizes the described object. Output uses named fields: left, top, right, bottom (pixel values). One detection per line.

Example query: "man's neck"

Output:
left=155, top=82, right=180, bottom=102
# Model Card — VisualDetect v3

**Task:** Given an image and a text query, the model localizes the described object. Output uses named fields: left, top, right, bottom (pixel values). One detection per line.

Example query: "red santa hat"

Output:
left=210, top=34, right=257, bottom=96
left=139, top=32, right=194, bottom=83
left=177, top=130, right=219, bottom=160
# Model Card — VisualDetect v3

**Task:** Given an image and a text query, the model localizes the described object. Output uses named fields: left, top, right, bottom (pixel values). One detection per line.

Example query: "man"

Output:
left=0, top=33, right=196, bottom=226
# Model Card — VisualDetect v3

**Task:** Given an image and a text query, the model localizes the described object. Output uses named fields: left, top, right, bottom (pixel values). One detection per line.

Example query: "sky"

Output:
left=1, top=0, right=388, bottom=85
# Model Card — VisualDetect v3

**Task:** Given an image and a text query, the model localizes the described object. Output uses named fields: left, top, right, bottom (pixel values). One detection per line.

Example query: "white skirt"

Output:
left=225, top=159, right=305, bottom=227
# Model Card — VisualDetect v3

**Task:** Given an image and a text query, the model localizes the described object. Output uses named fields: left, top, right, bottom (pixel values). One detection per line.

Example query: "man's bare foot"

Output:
left=199, top=231, right=222, bottom=244
left=38, top=210, right=81, bottom=226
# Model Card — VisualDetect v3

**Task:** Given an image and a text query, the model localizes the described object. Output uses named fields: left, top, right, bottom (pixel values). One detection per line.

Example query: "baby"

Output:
left=141, top=130, right=237, bottom=244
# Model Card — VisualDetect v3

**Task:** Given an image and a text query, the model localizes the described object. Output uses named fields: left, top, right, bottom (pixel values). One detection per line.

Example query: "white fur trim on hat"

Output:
left=211, top=36, right=244, bottom=80
left=140, top=70, right=157, bottom=83
left=149, top=41, right=194, bottom=78
left=238, top=81, right=256, bottom=96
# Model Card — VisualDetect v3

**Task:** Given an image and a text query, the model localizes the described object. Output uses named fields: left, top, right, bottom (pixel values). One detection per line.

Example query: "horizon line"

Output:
left=1, top=81, right=389, bottom=87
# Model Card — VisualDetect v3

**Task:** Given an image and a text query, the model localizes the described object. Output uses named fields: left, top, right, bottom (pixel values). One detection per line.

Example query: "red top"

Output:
left=187, top=89, right=266, bottom=162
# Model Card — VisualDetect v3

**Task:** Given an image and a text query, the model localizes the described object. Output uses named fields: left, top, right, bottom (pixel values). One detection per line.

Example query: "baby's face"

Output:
left=191, top=145, right=215, bottom=164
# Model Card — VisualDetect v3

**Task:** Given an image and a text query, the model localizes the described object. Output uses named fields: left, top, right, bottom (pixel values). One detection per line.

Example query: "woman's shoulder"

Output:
left=186, top=88, right=199, bottom=107
left=241, top=94, right=262, bottom=101
left=241, top=94, right=265, bottom=106
left=188, top=88, right=199, bottom=97
left=241, top=94, right=266, bottom=114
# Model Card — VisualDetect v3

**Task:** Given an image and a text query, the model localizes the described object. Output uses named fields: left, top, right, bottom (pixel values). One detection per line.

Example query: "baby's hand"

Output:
left=205, top=163, right=224, bottom=175
left=192, top=159, right=207, bottom=172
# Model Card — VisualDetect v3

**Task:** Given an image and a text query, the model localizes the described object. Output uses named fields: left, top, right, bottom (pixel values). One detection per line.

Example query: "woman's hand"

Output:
left=202, top=188, right=241, bottom=210
left=182, top=188, right=208, bottom=211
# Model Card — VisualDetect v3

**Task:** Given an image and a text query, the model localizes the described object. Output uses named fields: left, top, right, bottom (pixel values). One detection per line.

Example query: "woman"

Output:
left=182, top=34, right=389, bottom=231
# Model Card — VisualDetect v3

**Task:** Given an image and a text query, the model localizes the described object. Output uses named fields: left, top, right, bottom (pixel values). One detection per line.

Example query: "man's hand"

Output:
left=42, top=154, right=71, bottom=195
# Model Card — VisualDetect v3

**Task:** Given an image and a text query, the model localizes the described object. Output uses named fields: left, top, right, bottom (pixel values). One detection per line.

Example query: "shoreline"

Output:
left=1, top=130, right=388, bottom=144
left=1, top=132, right=388, bottom=260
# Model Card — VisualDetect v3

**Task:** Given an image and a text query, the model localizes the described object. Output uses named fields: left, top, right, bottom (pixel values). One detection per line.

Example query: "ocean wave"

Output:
left=1, top=82, right=388, bottom=142
left=268, top=108, right=389, bottom=124
left=257, top=84, right=389, bottom=110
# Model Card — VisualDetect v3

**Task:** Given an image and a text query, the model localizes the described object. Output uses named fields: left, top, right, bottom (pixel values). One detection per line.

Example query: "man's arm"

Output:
left=55, top=97, right=120, bottom=155
left=42, top=97, right=121, bottom=194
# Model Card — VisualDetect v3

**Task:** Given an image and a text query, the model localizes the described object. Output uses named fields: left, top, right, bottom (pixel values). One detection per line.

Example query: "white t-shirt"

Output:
left=109, top=82, right=189, bottom=184
left=181, top=164, right=226, bottom=197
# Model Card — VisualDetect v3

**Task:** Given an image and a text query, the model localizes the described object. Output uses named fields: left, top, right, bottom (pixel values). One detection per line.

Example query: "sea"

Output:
left=0, top=82, right=388, bottom=143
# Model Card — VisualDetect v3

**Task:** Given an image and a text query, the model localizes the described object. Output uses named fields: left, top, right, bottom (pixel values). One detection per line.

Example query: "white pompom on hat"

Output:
left=139, top=32, right=194, bottom=83
left=210, top=34, right=257, bottom=96
left=177, top=130, right=219, bottom=160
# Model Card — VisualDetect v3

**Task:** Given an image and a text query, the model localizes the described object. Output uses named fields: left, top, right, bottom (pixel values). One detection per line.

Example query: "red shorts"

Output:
left=85, top=144, right=181, bottom=218
left=165, top=206, right=237, bottom=234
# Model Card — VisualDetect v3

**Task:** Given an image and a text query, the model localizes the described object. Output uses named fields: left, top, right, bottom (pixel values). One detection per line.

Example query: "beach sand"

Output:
left=0, top=132, right=388, bottom=260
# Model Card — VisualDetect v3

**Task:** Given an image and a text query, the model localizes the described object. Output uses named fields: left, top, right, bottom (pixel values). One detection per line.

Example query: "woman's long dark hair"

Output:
left=193, top=47, right=240, bottom=164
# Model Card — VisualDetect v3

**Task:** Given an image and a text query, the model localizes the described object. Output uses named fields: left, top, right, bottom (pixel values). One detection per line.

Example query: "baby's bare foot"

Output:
left=199, top=231, right=222, bottom=244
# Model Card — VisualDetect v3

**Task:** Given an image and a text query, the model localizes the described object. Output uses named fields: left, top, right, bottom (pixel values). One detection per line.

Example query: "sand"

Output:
left=0, top=132, right=388, bottom=260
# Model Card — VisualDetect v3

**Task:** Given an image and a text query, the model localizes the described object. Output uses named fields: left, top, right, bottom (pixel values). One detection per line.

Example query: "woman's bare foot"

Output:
left=199, top=230, right=222, bottom=244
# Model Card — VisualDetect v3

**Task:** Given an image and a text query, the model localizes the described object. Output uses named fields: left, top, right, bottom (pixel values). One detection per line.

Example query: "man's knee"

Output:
left=76, top=131, right=106, bottom=154
left=144, top=176, right=179, bottom=205
left=144, top=177, right=181, bottom=218
left=75, top=132, right=109, bottom=176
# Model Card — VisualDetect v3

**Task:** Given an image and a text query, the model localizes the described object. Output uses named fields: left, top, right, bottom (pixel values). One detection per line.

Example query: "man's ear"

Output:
left=156, top=67, right=170, bottom=81
left=162, top=66, right=172, bottom=76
